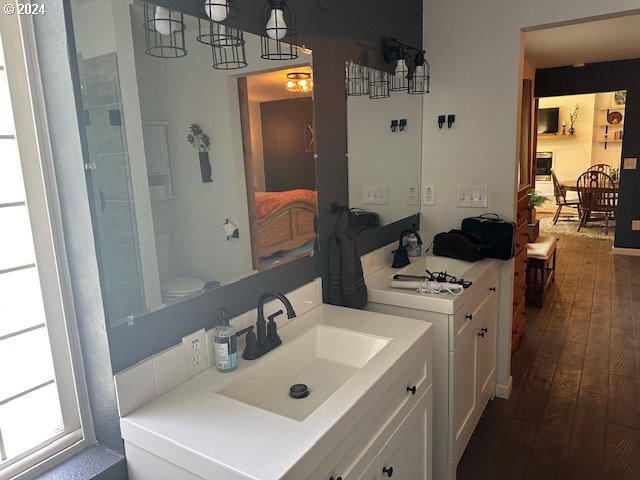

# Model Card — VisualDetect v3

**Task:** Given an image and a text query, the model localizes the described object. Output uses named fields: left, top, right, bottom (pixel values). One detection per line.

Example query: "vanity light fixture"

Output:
left=286, top=72, right=313, bottom=93
left=383, top=36, right=431, bottom=95
left=143, top=3, right=187, bottom=58
left=346, top=62, right=370, bottom=96
left=368, top=69, right=390, bottom=99
left=260, top=0, right=298, bottom=60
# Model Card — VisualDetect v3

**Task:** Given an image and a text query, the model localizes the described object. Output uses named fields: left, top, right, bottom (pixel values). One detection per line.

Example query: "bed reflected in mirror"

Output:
left=238, top=66, right=317, bottom=271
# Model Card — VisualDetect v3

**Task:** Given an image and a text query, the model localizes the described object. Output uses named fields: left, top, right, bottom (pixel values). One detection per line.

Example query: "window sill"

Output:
left=35, top=445, right=126, bottom=480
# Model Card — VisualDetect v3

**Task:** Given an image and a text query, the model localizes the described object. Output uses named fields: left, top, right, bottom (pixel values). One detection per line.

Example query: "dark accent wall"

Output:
left=261, top=97, right=315, bottom=191
left=535, top=59, right=640, bottom=249
left=67, top=0, right=422, bottom=373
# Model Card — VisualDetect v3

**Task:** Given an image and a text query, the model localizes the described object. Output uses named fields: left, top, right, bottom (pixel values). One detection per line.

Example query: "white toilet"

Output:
left=160, top=276, right=206, bottom=302
left=156, top=234, right=207, bottom=302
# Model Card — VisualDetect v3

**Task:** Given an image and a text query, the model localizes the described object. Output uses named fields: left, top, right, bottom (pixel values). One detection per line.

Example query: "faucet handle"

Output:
left=267, top=309, right=284, bottom=323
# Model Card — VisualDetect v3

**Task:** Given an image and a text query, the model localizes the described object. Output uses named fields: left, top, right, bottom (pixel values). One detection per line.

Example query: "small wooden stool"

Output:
left=526, top=235, right=558, bottom=307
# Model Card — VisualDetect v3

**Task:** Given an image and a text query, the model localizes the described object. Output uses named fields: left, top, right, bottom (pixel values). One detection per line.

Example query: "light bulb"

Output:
left=206, top=0, right=229, bottom=22
left=154, top=6, right=177, bottom=36
left=414, top=64, right=425, bottom=78
left=265, top=9, right=286, bottom=40
left=287, top=81, right=295, bottom=89
left=395, top=58, right=407, bottom=76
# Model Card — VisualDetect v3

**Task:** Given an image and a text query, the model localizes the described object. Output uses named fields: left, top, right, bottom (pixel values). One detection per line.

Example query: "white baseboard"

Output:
left=495, top=376, right=512, bottom=399
left=612, top=247, right=640, bottom=257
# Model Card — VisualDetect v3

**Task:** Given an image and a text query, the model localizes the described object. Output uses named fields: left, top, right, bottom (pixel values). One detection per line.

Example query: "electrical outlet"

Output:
left=632, top=220, right=640, bottom=231
left=362, top=184, right=389, bottom=205
left=182, top=329, right=207, bottom=378
left=423, top=185, right=436, bottom=206
left=457, top=185, right=488, bottom=208
left=407, top=184, right=419, bottom=205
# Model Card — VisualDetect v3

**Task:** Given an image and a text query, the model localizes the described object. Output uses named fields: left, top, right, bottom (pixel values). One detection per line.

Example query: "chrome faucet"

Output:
left=241, top=291, right=296, bottom=360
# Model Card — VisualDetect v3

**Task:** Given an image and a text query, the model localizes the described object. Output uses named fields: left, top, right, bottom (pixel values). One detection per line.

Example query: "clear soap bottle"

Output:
left=213, top=307, right=238, bottom=372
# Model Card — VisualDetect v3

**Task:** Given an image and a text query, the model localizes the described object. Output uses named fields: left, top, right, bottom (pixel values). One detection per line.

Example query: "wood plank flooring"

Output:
left=457, top=235, right=640, bottom=480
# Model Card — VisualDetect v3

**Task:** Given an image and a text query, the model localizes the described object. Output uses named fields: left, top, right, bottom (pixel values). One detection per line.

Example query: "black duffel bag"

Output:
left=461, top=213, right=516, bottom=260
left=433, top=229, right=490, bottom=262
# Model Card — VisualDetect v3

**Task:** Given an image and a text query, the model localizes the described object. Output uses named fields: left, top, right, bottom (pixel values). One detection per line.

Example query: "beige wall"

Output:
left=422, top=0, right=640, bottom=395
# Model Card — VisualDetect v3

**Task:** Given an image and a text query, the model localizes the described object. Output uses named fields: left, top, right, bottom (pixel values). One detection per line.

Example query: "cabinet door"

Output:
left=450, top=330, right=477, bottom=462
left=476, top=293, right=497, bottom=406
left=378, top=389, right=431, bottom=480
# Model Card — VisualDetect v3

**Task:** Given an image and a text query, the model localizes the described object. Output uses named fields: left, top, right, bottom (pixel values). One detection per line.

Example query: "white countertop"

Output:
left=366, top=255, right=499, bottom=314
left=120, top=304, right=432, bottom=480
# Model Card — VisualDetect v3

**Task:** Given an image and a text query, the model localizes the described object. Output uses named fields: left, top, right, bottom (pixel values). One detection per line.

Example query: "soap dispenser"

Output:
left=213, top=307, right=238, bottom=372
left=392, top=226, right=423, bottom=268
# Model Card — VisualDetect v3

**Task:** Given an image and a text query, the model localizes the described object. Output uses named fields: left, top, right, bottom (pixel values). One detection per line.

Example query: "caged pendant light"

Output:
left=196, top=0, right=248, bottom=69
left=143, top=3, right=187, bottom=58
left=390, top=50, right=409, bottom=92
left=346, top=62, right=370, bottom=96
left=408, top=51, right=430, bottom=95
left=260, top=0, right=298, bottom=60
left=368, top=69, right=390, bottom=99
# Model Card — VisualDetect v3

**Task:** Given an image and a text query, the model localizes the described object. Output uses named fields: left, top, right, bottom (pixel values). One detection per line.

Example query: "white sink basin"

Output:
left=217, top=325, right=390, bottom=421
left=399, top=255, right=475, bottom=279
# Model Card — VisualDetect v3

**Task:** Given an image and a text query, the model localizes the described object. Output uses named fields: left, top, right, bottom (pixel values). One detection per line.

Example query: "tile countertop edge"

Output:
left=119, top=304, right=432, bottom=480
left=365, top=257, right=500, bottom=314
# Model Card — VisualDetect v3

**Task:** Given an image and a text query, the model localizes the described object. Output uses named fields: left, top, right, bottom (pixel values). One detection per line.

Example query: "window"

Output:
left=0, top=13, right=88, bottom=480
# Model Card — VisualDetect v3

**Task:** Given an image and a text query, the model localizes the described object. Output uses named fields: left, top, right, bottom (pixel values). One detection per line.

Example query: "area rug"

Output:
left=539, top=216, right=615, bottom=241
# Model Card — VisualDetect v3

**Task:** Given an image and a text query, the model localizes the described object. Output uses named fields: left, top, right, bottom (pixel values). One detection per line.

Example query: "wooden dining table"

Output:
left=560, top=179, right=619, bottom=191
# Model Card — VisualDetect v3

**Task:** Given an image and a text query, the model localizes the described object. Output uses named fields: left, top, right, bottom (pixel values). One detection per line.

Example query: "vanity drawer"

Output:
left=311, top=351, right=431, bottom=480
left=450, top=269, right=498, bottom=351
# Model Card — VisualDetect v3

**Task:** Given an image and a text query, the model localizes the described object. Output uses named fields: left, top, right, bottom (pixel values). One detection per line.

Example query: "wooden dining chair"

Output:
left=576, top=170, right=617, bottom=235
left=551, top=169, right=580, bottom=225
left=587, top=163, right=612, bottom=175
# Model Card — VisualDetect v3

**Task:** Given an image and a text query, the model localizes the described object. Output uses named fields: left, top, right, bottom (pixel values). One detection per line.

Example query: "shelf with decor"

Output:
left=537, top=134, right=575, bottom=140
left=597, top=109, right=624, bottom=149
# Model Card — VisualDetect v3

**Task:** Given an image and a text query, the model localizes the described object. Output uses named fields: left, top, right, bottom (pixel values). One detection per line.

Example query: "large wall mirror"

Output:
left=70, top=0, right=317, bottom=327
left=346, top=63, right=422, bottom=226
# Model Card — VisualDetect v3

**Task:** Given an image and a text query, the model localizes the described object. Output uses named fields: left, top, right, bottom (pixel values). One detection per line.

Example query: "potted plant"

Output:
left=187, top=123, right=212, bottom=182
left=528, top=189, right=547, bottom=242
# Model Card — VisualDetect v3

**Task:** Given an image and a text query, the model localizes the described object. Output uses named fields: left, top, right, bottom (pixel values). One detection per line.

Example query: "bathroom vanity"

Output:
left=365, top=255, right=499, bottom=480
left=120, top=304, right=433, bottom=480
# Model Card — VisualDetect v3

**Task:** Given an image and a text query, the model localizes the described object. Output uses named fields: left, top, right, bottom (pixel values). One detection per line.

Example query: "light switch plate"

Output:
left=182, top=329, right=207, bottom=378
left=457, top=185, right=488, bottom=208
left=423, top=185, right=436, bottom=206
left=623, top=157, right=637, bottom=169
left=632, top=220, right=640, bottom=231
left=362, top=184, right=389, bottom=205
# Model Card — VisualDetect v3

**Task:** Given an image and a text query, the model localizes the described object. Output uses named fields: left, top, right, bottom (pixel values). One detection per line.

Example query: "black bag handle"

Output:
left=477, top=213, right=502, bottom=221
left=448, top=229, right=486, bottom=245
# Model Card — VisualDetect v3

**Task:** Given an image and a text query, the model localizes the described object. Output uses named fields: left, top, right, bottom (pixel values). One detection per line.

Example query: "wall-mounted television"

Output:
left=537, top=107, right=559, bottom=135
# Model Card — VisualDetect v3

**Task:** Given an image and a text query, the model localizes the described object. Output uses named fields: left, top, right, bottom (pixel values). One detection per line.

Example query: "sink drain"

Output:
left=289, top=383, right=309, bottom=399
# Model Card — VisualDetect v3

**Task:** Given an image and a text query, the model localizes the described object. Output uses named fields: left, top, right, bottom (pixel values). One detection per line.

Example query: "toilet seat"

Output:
left=161, top=277, right=206, bottom=298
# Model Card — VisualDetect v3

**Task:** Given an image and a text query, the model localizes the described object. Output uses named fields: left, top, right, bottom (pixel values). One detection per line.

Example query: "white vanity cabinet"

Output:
left=365, top=258, right=499, bottom=480
left=119, top=305, right=434, bottom=480
left=310, top=346, right=432, bottom=480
